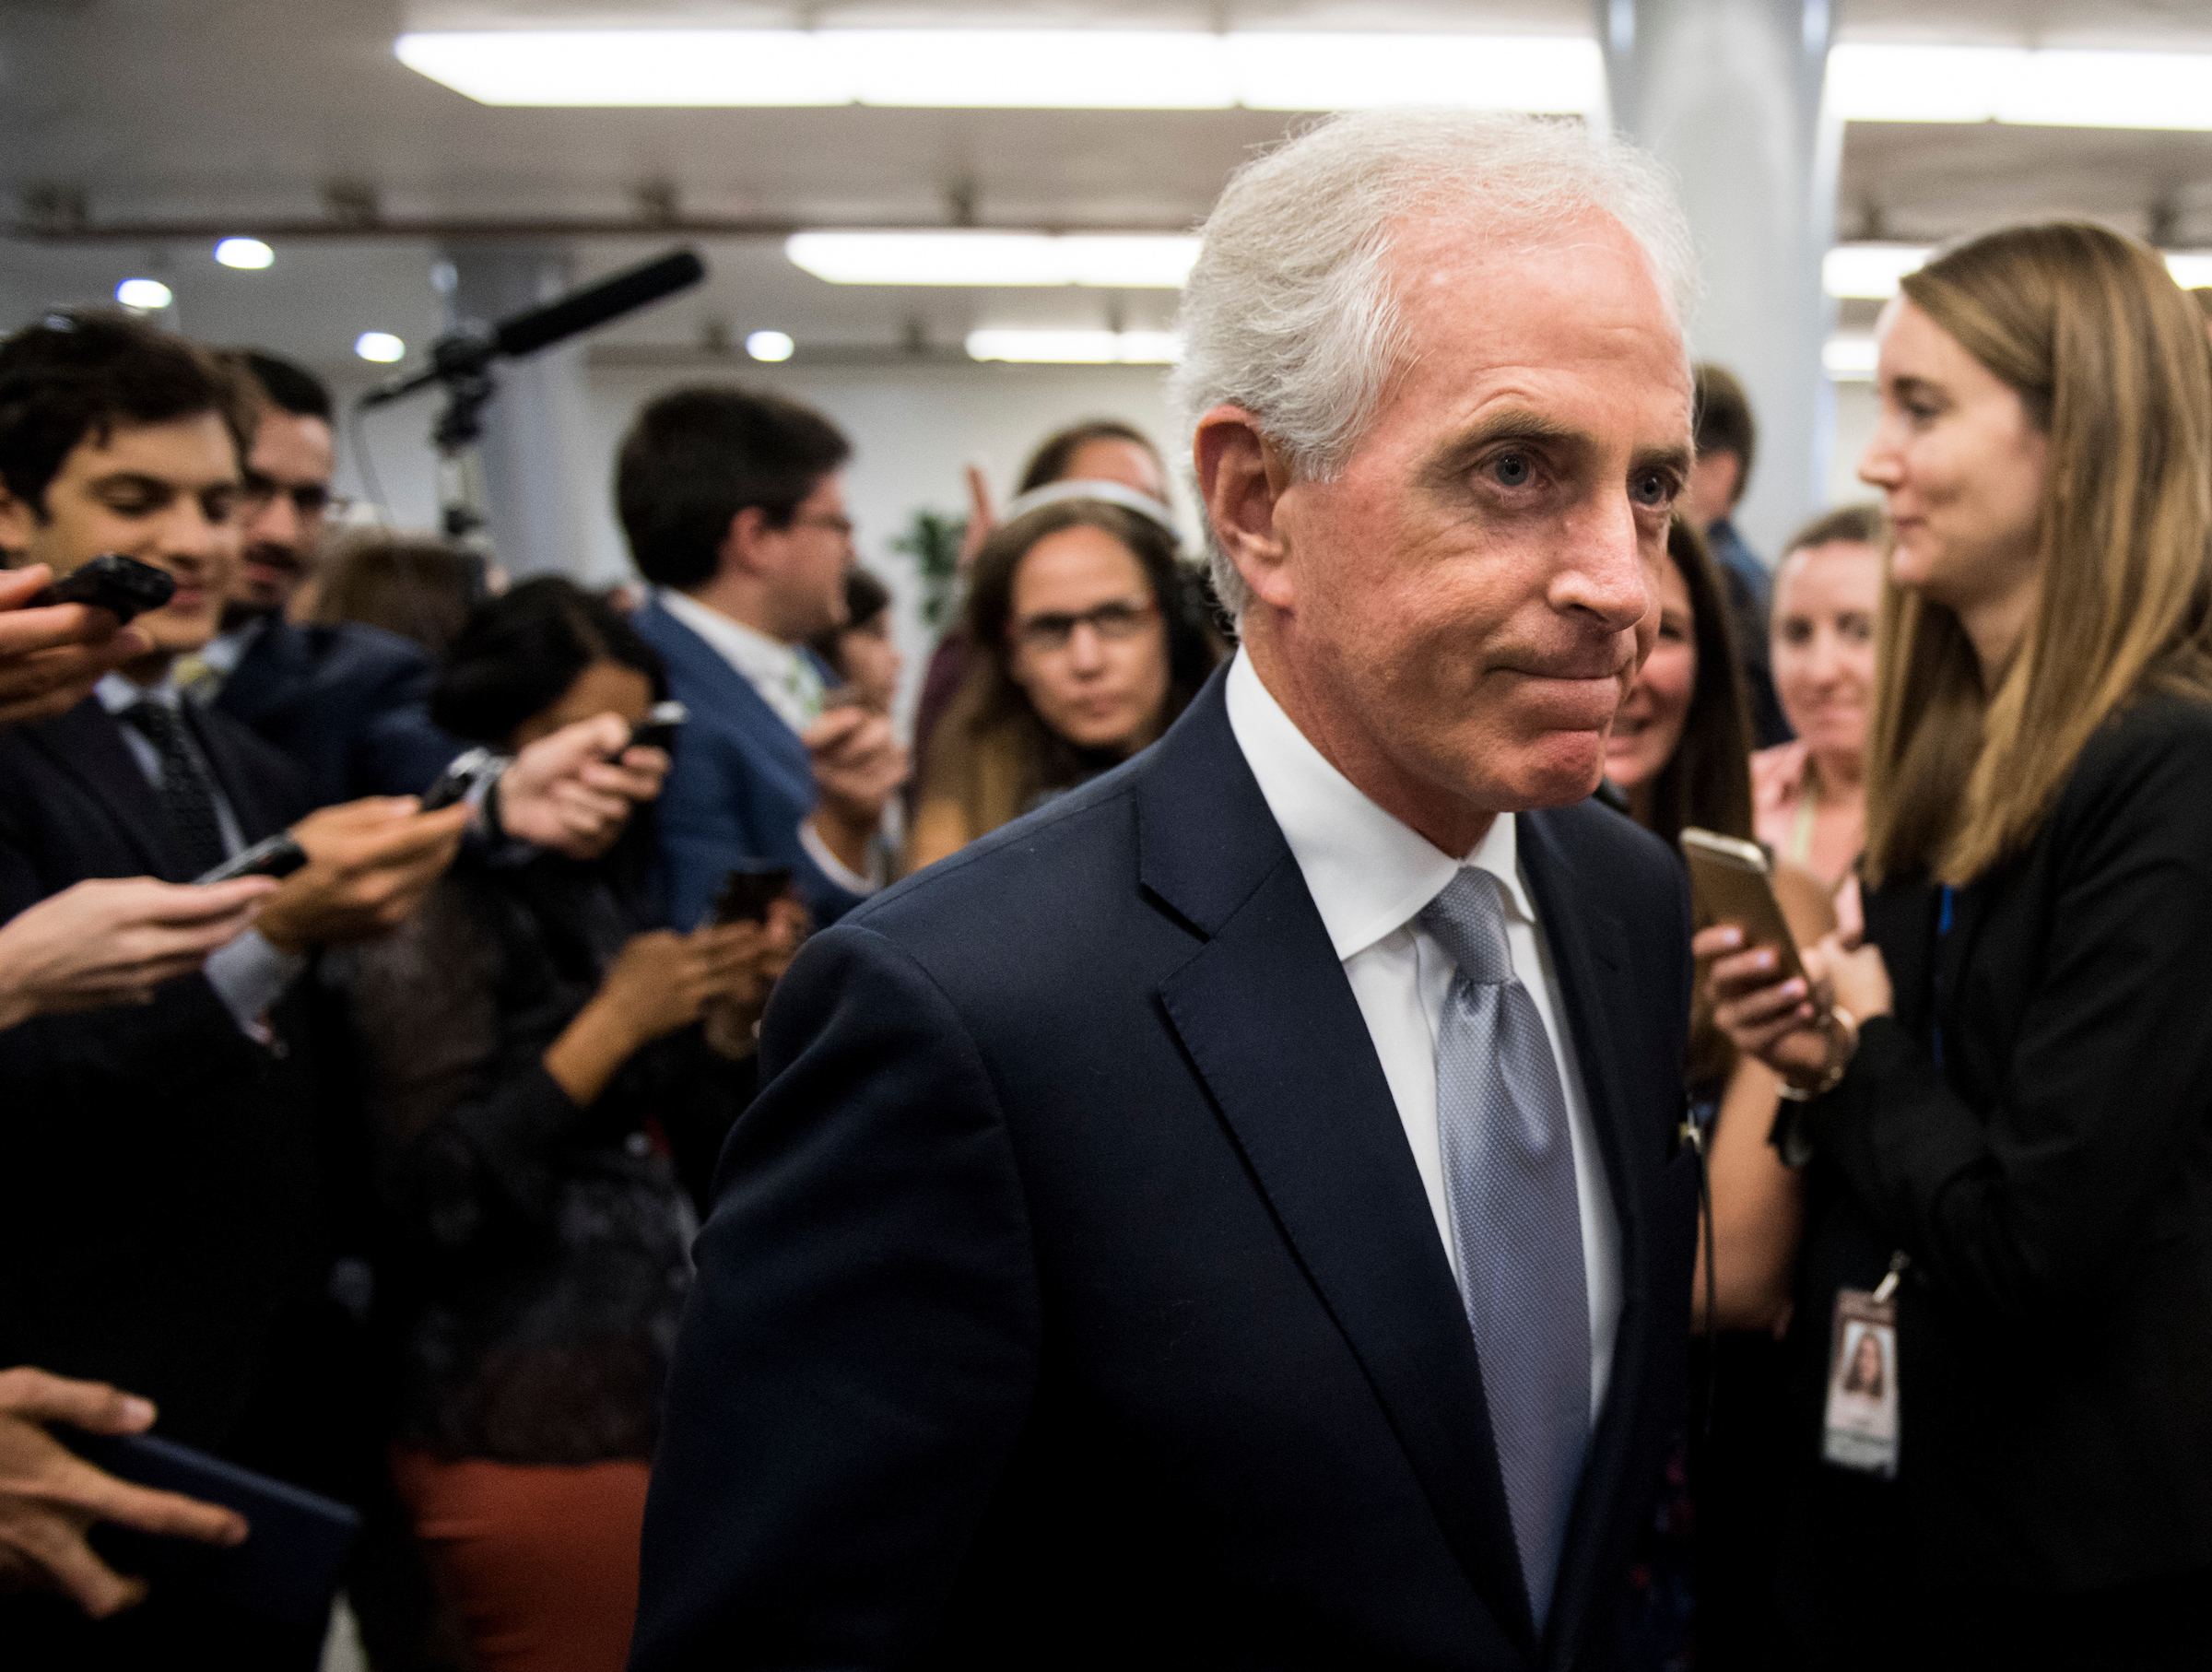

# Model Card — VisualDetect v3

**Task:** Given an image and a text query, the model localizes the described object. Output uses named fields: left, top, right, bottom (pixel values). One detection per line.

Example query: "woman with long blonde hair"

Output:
left=1705, top=223, right=2212, bottom=1666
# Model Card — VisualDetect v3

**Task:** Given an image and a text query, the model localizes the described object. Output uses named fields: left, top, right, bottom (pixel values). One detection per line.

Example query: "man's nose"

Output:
left=1558, top=497, right=1653, bottom=630
left=1065, top=622, right=1109, bottom=671
left=246, top=489, right=302, bottom=554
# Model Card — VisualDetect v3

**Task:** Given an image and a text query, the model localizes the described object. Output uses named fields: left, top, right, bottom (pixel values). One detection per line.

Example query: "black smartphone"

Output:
left=30, top=552, right=177, bottom=624
left=711, top=863, right=793, bottom=926
left=419, top=746, right=510, bottom=812
left=194, top=831, right=309, bottom=886
left=66, top=1431, right=360, bottom=1630
left=629, top=700, right=688, bottom=755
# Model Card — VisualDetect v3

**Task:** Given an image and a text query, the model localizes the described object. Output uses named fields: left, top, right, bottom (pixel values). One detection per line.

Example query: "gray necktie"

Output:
left=121, top=700, right=229, bottom=879
left=1419, top=866, right=1590, bottom=1630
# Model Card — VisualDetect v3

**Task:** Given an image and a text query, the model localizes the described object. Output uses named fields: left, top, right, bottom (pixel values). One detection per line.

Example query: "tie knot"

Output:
left=1418, top=866, right=1515, bottom=985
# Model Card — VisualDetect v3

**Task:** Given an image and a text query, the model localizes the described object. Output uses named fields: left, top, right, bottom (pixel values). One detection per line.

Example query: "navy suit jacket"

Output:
left=0, top=698, right=323, bottom=1451
left=632, top=670, right=1699, bottom=1671
left=216, top=618, right=461, bottom=808
left=631, top=598, right=866, bottom=929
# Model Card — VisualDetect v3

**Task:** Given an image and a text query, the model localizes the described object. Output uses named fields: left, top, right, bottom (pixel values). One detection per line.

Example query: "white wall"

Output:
left=328, top=357, right=1191, bottom=725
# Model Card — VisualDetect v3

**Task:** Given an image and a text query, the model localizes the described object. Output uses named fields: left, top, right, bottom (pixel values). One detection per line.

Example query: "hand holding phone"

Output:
left=711, top=864, right=794, bottom=926
left=628, top=701, right=687, bottom=756
left=194, top=832, right=309, bottom=886
left=30, top=554, right=178, bottom=626
left=1679, top=829, right=1806, bottom=984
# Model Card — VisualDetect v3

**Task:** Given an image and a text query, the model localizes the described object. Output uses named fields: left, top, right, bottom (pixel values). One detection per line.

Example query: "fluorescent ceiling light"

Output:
left=967, top=329, right=1180, bottom=364
left=2166, top=253, right=2212, bottom=289
left=116, top=277, right=172, bottom=310
left=355, top=331, right=406, bottom=363
left=1829, top=43, right=2212, bottom=129
left=1823, top=336, right=1878, bottom=380
left=214, top=237, right=274, bottom=270
left=1823, top=244, right=1930, bottom=299
left=394, top=29, right=1602, bottom=113
left=789, top=232, right=1199, bottom=288
left=1828, top=242, right=2212, bottom=300
left=746, top=329, right=795, bottom=361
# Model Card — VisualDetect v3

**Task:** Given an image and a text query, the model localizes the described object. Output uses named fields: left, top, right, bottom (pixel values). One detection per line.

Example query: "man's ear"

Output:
left=716, top=504, right=773, bottom=582
left=1193, top=406, right=1297, bottom=612
left=0, top=481, right=40, bottom=559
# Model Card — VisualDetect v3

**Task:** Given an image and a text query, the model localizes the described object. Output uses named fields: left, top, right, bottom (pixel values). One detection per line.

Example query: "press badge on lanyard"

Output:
left=1822, top=1253, right=1908, bottom=1478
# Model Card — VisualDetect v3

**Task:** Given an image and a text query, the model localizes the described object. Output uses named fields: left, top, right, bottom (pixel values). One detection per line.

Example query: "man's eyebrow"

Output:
left=1420, top=408, right=1595, bottom=488
left=1631, top=440, right=1695, bottom=479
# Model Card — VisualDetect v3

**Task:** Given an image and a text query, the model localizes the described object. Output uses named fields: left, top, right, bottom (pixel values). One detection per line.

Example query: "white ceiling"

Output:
left=7, top=0, right=2212, bottom=376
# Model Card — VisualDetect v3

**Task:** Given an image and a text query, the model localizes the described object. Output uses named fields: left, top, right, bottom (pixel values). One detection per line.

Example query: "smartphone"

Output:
left=419, top=746, right=510, bottom=812
left=629, top=700, right=688, bottom=755
left=30, top=552, right=177, bottom=624
left=711, top=863, right=793, bottom=926
left=1679, top=828, right=1806, bottom=983
left=65, top=1431, right=360, bottom=1630
left=194, top=831, right=308, bottom=886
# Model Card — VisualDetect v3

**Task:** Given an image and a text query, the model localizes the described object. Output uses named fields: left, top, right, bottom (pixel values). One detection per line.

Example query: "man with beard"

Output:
left=194, top=350, right=460, bottom=807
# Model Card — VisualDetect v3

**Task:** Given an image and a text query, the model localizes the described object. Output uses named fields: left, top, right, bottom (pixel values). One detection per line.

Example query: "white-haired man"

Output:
left=634, top=110, right=1701, bottom=1671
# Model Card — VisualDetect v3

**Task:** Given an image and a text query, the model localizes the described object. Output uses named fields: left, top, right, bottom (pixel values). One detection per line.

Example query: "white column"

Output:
left=440, top=243, right=601, bottom=582
left=1601, top=0, right=1841, bottom=559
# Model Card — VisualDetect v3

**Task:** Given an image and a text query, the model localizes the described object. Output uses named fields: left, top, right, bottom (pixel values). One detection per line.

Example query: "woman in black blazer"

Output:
left=1705, top=223, right=2212, bottom=1668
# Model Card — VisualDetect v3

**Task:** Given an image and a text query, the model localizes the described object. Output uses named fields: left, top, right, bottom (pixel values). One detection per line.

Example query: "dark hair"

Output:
left=615, top=385, right=851, bottom=591
left=1781, top=501, right=1886, bottom=560
left=925, top=499, right=1219, bottom=834
left=1691, top=363, right=1758, bottom=502
left=0, top=310, right=248, bottom=517
left=432, top=576, right=666, bottom=747
left=1639, top=515, right=1755, bottom=854
left=230, top=349, right=333, bottom=422
left=1016, top=419, right=1164, bottom=496
left=808, top=568, right=892, bottom=674
left=313, top=532, right=485, bottom=660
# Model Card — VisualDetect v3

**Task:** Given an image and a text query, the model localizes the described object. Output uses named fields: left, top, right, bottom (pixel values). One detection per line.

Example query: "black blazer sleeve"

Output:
left=1805, top=698, right=2212, bottom=1321
left=630, top=922, right=1041, bottom=1672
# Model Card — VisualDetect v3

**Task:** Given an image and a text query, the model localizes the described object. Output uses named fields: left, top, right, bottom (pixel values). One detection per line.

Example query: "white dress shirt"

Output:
left=1223, top=650, right=1622, bottom=1419
left=95, top=672, right=306, bottom=1038
left=654, top=587, right=880, bottom=895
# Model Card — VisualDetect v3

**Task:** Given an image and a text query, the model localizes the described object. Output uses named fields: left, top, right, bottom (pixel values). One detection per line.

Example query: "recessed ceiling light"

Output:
left=789, top=232, right=1200, bottom=288
left=214, top=238, right=274, bottom=270
left=354, top=331, right=406, bottom=363
left=115, top=277, right=172, bottom=311
left=966, top=329, right=1180, bottom=364
left=1827, top=243, right=2212, bottom=300
left=746, top=330, right=795, bottom=362
left=393, top=29, right=1604, bottom=114
left=2165, top=253, right=2212, bottom=289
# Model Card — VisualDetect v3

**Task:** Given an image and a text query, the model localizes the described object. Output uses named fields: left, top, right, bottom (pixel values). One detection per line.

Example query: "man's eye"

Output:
left=1491, top=453, right=1533, bottom=489
left=203, top=489, right=237, bottom=523
left=1630, top=470, right=1674, bottom=506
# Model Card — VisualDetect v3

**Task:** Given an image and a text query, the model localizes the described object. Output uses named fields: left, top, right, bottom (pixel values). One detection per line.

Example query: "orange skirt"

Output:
left=389, top=1447, right=652, bottom=1672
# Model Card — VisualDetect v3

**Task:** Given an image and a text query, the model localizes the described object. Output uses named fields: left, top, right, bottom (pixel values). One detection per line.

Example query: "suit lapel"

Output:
left=22, top=699, right=182, bottom=878
left=1142, top=677, right=1539, bottom=1659
left=644, top=602, right=815, bottom=787
left=187, top=703, right=287, bottom=842
left=1515, top=807, right=1663, bottom=1669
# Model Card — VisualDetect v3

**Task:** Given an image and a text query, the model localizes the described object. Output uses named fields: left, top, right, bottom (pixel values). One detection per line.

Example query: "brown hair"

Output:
left=921, top=499, right=1218, bottom=842
left=1692, top=363, right=1757, bottom=501
left=1780, top=501, right=1886, bottom=560
left=1864, top=222, right=2212, bottom=889
left=1638, top=515, right=1755, bottom=854
left=1016, top=420, right=1164, bottom=496
left=313, top=530, right=485, bottom=659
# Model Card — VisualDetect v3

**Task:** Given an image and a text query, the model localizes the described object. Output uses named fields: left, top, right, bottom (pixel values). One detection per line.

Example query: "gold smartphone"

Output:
left=1679, top=828, right=1806, bottom=983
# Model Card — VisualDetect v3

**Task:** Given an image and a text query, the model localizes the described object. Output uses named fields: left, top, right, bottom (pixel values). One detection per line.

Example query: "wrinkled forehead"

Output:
left=1382, top=207, right=1693, bottom=426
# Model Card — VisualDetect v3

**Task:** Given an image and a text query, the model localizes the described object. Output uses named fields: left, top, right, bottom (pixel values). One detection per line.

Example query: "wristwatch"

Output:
left=1776, top=1006, right=1859, bottom=1101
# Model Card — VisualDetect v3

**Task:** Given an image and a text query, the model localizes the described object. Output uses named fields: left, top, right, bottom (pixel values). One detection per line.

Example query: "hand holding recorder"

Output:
left=0, top=561, right=158, bottom=728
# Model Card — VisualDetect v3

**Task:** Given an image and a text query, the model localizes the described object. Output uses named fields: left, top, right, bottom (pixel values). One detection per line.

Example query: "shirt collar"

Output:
left=1223, top=649, right=1531, bottom=961
left=96, top=670, right=182, bottom=713
left=657, top=587, right=803, bottom=683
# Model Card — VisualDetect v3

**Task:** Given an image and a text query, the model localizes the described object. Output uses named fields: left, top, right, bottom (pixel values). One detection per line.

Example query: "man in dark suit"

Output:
left=0, top=310, right=473, bottom=1666
left=192, top=349, right=461, bottom=807
left=634, top=112, right=1703, bottom=1670
left=1687, top=363, right=1791, bottom=749
left=616, top=387, right=906, bottom=929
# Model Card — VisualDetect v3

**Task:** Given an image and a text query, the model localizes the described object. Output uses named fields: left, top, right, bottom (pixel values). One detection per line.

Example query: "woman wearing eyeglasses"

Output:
left=906, top=498, right=1221, bottom=870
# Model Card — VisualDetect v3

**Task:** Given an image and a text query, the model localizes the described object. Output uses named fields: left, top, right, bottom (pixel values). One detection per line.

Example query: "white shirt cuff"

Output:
left=800, top=817, right=884, bottom=897
left=204, top=929, right=308, bottom=1043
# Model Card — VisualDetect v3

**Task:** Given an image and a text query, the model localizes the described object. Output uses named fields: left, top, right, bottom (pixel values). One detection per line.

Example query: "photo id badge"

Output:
left=1821, top=1282, right=1900, bottom=1478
